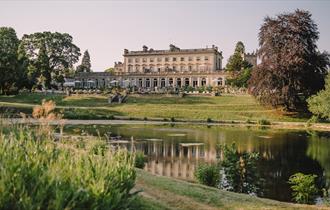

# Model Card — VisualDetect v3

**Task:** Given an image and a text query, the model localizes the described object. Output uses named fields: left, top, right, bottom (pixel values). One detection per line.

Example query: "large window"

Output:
left=204, top=56, right=209, bottom=61
left=161, top=78, right=166, bottom=88
left=180, top=57, right=185, bottom=61
left=142, top=58, right=147, bottom=62
left=150, top=58, right=154, bottom=62
left=146, top=78, right=150, bottom=88
left=169, top=78, right=173, bottom=86
left=177, top=78, right=182, bottom=87
left=172, top=57, right=177, bottom=62
left=201, top=78, right=206, bottom=86
left=185, top=78, right=190, bottom=86
left=165, top=57, right=169, bottom=62
left=157, top=57, right=162, bottom=62
left=217, top=78, right=223, bottom=86
left=135, top=58, right=140, bottom=63
left=138, top=78, right=143, bottom=87
left=153, top=78, right=158, bottom=87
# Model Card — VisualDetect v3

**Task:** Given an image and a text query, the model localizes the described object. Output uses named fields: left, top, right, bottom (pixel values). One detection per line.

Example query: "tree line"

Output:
left=0, top=27, right=92, bottom=94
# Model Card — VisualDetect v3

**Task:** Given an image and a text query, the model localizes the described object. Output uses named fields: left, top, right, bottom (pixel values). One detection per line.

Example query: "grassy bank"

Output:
left=134, top=169, right=328, bottom=210
left=0, top=93, right=308, bottom=122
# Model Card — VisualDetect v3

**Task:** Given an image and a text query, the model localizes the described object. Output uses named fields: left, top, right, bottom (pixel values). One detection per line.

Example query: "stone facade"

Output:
left=75, top=44, right=229, bottom=89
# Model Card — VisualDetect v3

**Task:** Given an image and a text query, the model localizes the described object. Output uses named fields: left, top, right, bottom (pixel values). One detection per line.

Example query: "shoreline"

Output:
left=3, top=117, right=330, bottom=131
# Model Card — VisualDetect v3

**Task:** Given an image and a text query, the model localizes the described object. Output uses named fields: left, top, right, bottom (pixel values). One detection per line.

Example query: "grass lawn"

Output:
left=133, top=169, right=327, bottom=210
left=0, top=93, right=308, bottom=122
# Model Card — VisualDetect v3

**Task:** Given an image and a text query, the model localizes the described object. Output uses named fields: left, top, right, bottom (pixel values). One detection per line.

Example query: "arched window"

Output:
left=169, top=78, right=173, bottom=86
left=185, top=78, right=190, bottom=86
left=201, top=78, right=206, bottom=86
left=161, top=78, right=166, bottom=88
left=218, top=78, right=223, bottom=86
left=177, top=78, right=181, bottom=87
left=153, top=78, right=158, bottom=87
left=139, top=78, right=143, bottom=87
left=146, top=78, right=150, bottom=88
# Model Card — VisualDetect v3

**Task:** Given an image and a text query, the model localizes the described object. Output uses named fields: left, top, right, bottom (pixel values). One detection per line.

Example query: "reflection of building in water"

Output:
left=111, top=138, right=217, bottom=180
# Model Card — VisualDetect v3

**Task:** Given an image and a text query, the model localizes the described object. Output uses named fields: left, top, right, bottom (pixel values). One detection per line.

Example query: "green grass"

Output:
left=134, top=169, right=327, bottom=210
left=0, top=124, right=137, bottom=210
left=0, top=93, right=308, bottom=122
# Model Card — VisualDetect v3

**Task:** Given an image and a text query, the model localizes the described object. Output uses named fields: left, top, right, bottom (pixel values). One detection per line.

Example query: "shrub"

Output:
left=206, top=118, right=213, bottom=123
left=257, top=118, right=271, bottom=126
left=170, top=117, right=175, bottom=122
left=194, top=163, right=220, bottom=187
left=288, top=173, right=318, bottom=204
left=134, top=151, right=147, bottom=169
left=0, top=126, right=136, bottom=210
left=218, top=143, right=261, bottom=194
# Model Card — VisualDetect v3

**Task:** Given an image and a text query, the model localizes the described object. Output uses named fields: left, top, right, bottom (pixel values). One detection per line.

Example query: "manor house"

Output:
left=74, top=44, right=256, bottom=90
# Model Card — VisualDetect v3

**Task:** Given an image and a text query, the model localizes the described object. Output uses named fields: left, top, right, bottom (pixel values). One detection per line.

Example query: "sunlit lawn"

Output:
left=0, top=93, right=307, bottom=122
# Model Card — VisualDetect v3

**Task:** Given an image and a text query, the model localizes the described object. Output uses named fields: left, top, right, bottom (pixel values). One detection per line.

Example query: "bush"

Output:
left=206, top=118, right=213, bottom=123
left=218, top=143, right=261, bottom=194
left=170, top=117, right=175, bottom=122
left=0, top=126, right=136, bottom=210
left=288, top=173, right=318, bottom=204
left=194, top=163, right=220, bottom=187
left=134, top=151, right=147, bottom=169
left=257, top=119, right=271, bottom=126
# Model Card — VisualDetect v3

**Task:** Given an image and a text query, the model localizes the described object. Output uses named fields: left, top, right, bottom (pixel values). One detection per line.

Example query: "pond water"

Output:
left=64, top=123, right=330, bottom=202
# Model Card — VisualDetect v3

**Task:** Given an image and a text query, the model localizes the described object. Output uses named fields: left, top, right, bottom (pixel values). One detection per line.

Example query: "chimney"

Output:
left=143, top=45, right=148, bottom=52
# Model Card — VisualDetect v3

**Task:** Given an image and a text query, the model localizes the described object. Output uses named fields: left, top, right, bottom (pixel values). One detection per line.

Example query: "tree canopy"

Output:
left=76, top=50, right=92, bottom=73
left=19, top=32, right=81, bottom=89
left=307, top=73, right=330, bottom=120
left=249, top=10, right=329, bottom=110
left=0, top=27, right=25, bottom=94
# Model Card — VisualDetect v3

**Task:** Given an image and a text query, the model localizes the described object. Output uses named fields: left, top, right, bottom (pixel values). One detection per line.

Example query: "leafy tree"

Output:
left=76, top=50, right=92, bottom=73
left=288, top=173, right=318, bottom=204
left=19, top=32, right=81, bottom=89
left=249, top=10, right=329, bottom=110
left=307, top=73, right=330, bottom=120
left=0, top=27, right=26, bottom=94
left=218, top=143, right=261, bottom=194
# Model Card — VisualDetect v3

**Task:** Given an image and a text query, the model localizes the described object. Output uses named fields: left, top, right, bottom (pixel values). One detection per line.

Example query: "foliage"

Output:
left=105, top=67, right=115, bottom=73
left=0, top=27, right=26, bottom=94
left=218, top=143, right=261, bottom=194
left=76, top=50, right=92, bottom=73
left=194, top=163, right=220, bottom=187
left=0, top=124, right=136, bottom=210
left=288, top=173, right=318, bottom=204
left=307, top=73, right=330, bottom=120
left=19, top=31, right=81, bottom=89
left=134, top=151, right=147, bottom=169
left=257, top=118, right=271, bottom=125
left=227, top=68, right=252, bottom=88
left=249, top=10, right=330, bottom=110
left=226, top=41, right=252, bottom=72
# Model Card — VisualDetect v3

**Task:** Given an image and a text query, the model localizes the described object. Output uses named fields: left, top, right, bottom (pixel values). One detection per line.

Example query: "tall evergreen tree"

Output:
left=249, top=10, right=329, bottom=110
left=76, top=50, right=92, bottom=73
left=226, top=41, right=251, bottom=71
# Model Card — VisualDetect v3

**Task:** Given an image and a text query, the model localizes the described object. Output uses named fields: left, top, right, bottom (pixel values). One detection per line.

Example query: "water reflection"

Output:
left=64, top=124, right=330, bottom=202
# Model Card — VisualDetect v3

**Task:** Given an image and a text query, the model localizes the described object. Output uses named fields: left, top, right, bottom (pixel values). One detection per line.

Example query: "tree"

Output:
left=104, top=67, right=114, bottom=73
left=19, top=32, right=81, bottom=89
left=76, top=50, right=92, bottom=73
left=226, top=41, right=253, bottom=87
left=0, top=27, right=25, bottom=94
left=249, top=10, right=329, bottom=110
left=307, top=73, right=330, bottom=120
left=226, top=41, right=246, bottom=71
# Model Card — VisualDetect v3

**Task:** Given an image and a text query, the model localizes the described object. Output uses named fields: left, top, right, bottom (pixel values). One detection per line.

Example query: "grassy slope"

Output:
left=134, top=170, right=329, bottom=210
left=0, top=93, right=306, bottom=122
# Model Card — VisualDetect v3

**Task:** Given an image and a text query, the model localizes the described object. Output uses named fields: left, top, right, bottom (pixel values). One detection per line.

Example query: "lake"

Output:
left=64, top=123, right=330, bottom=202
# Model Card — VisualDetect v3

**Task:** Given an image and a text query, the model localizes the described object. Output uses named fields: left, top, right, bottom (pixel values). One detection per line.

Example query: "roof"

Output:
left=124, top=47, right=222, bottom=57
